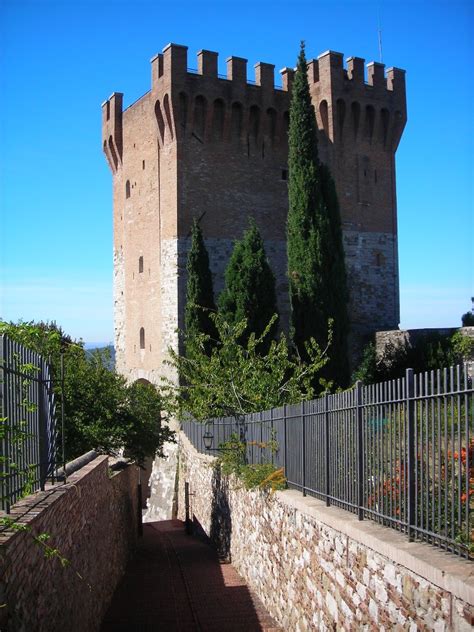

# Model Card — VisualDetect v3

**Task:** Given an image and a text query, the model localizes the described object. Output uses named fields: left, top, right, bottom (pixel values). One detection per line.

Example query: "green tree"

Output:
left=462, top=311, right=474, bottom=326
left=219, top=218, right=278, bottom=351
left=185, top=218, right=217, bottom=355
left=0, top=320, right=174, bottom=465
left=287, top=42, right=350, bottom=386
left=161, top=312, right=330, bottom=421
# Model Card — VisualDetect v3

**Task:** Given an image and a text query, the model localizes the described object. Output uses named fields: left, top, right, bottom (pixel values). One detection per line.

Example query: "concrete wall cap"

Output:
left=317, top=50, right=344, bottom=59
left=275, top=488, right=474, bottom=606
left=386, top=66, right=407, bottom=74
left=162, top=42, right=188, bottom=52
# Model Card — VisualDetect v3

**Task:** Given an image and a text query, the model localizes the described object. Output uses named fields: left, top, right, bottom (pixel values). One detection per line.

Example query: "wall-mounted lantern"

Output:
left=203, top=420, right=214, bottom=451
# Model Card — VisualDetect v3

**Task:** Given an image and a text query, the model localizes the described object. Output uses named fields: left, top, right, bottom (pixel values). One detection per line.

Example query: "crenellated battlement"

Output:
left=149, top=43, right=290, bottom=93
left=313, top=50, right=406, bottom=96
left=102, top=43, right=407, bottom=168
left=146, top=43, right=406, bottom=99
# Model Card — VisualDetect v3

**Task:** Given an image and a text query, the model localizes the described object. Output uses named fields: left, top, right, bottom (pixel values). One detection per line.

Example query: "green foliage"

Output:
left=162, top=312, right=330, bottom=421
left=351, top=343, right=378, bottom=384
left=353, top=332, right=474, bottom=384
left=217, top=433, right=286, bottom=492
left=287, top=42, right=349, bottom=387
left=0, top=320, right=174, bottom=465
left=218, top=434, right=247, bottom=476
left=240, top=463, right=286, bottom=491
left=462, top=311, right=474, bottom=326
left=219, top=218, right=278, bottom=352
left=185, top=219, right=217, bottom=355
left=451, top=330, right=474, bottom=358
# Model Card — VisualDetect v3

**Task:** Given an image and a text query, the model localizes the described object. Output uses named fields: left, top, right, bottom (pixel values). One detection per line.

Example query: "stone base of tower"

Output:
left=143, top=439, right=179, bottom=522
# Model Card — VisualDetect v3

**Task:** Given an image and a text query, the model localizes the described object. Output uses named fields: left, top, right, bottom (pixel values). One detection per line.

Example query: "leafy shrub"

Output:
left=217, top=433, right=286, bottom=492
left=462, top=311, right=474, bottom=326
left=353, top=331, right=474, bottom=385
left=162, top=312, right=330, bottom=422
left=239, top=463, right=286, bottom=491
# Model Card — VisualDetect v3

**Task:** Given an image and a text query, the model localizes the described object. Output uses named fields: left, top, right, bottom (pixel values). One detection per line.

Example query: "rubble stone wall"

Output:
left=177, top=433, right=474, bottom=631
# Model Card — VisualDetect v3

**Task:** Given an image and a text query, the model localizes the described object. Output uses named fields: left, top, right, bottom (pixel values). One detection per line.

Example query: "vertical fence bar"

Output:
left=5, top=338, right=13, bottom=512
left=283, top=404, right=287, bottom=477
left=302, top=400, right=306, bottom=497
left=60, top=353, right=66, bottom=474
left=356, top=381, right=364, bottom=520
left=457, top=364, right=462, bottom=550
left=38, top=362, right=47, bottom=491
left=464, top=363, right=470, bottom=557
left=406, top=368, right=415, bottom=541
left=0, top=336, right=8, bottom=512
left=270, top=407, right=274, bottom=465
left=450, top=366, right=455, bottom=545
left=325, top=393, right=330, bottom=507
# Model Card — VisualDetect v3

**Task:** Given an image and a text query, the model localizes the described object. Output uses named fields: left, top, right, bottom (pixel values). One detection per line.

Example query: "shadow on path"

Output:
left=209, top=465, right=232, bottom=561
left=101, top=520, right=281, bottom=631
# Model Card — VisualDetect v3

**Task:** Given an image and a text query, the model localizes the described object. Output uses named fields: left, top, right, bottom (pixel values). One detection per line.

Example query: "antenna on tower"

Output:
left=378, top=2, right=384, bottom=63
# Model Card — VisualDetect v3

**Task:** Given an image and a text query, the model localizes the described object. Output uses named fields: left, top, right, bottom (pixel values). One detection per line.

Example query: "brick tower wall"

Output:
left=102, top=44, right=407, bottom=384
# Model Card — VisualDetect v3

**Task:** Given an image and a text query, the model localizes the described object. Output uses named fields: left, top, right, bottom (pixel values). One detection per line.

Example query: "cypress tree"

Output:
left=219, top=218, right=278, bottom=350
left=185, top=219, right=217, bottom=354
left=287, top=42, right=350, bottom=386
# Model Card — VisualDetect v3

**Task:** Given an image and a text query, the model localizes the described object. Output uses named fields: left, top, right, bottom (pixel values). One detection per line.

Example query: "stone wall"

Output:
left=375, top=327, right=474, bottom=378
left=177, top=433, right=474, bottom=631
left=375, top=326, right=474, bottom=355
left=143, top=439, right=179, bottom=522
left=0, top=456, right=140, bottom=632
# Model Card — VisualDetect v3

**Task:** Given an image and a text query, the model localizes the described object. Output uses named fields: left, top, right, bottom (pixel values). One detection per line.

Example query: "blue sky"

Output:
left=1, top=0, right=473, bottom=344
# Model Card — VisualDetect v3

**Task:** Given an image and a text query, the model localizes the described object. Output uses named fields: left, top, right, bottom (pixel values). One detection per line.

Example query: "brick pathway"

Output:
left=101, top=520, right=282, bottom=631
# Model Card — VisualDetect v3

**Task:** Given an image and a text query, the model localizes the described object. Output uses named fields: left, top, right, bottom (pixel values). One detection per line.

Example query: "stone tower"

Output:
left=102, top=43, right=407, bottom=384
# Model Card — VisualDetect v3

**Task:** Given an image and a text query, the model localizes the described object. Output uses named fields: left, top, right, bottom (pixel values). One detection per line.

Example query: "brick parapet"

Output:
left=177, top=432, right=474, bottom=631
left=0, top=456, right=140, bottom=632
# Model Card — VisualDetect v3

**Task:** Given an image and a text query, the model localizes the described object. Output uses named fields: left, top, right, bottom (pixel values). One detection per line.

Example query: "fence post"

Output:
left=60, top=353, right=66, bottom=475
left=38, top=370, right=47, bottom=491
left=0, top=336, right=9, bottom=512
left=270, top=407, right=274, bottom=465
left=185, top=481, right=192, bottom=535
left=283, top=403, right=287, bottom=477
left=302, top=400, right=306, bottom=496
left=325, top=393, right=330, bottom=507
left=406, top=368, right=415, bottom=541
left=356, top=381, right=364, bottom=520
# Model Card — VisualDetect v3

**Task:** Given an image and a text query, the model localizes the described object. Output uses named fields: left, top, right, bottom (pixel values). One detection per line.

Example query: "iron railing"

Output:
left=0, top=335, right=57, bottom=512
left=182, top=363, right=474, bottom=558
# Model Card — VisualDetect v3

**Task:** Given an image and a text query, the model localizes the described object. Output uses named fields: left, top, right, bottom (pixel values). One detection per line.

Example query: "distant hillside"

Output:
left=85, top=344, right=115, bottom=369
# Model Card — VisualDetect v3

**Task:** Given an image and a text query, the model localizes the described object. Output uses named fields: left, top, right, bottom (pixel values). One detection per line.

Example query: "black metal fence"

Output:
left=182, top=363, right=474, bottom=558
left=0, top=335, right=57, bottom=512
